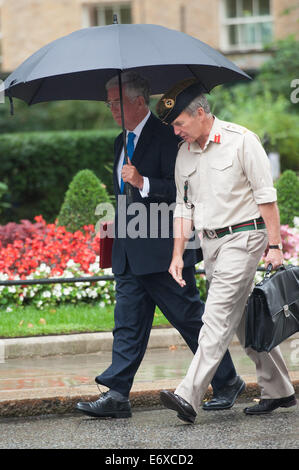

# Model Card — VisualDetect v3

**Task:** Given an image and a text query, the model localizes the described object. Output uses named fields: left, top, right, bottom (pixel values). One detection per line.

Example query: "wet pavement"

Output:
left=0, top=403, right=298, bottom=449
left=0, top=331, right=298, bottom=450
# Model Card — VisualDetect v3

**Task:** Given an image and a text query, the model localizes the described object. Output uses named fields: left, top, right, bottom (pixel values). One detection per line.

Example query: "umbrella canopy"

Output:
left=4, top=23, right=250, bottom=105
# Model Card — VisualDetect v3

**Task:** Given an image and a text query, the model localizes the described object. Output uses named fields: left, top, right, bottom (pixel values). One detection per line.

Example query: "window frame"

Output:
left=220, top=0, right=273, bottom=52
left=82, top=2, right=132, bottom=27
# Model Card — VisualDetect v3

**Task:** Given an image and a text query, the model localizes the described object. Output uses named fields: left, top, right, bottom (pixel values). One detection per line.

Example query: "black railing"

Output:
left=0, top=268, right=268, bottom=287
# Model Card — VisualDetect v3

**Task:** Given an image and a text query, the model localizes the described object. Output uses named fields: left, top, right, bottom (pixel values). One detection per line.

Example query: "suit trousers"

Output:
left=175, top=230, right=295, bottom=412
left=96, top=260, right=237, bottom=397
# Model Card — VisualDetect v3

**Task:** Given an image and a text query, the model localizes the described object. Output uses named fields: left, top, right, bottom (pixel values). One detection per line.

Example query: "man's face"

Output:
left=171, top=110, right=203, bottom=143
left=106, top=86, right=141, bottom=130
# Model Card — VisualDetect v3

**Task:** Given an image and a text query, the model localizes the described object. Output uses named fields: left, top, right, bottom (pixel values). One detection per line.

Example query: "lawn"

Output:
left=0, top=303, right=171, bottom=338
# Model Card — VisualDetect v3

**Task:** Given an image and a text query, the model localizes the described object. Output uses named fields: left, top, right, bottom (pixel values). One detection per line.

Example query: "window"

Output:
left=83, top=3, right=132, bottom=27
left=221, top=0, right=273, bottom=51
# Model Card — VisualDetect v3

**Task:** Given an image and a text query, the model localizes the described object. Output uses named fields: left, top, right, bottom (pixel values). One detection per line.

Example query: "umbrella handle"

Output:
left=118, top=70, right=134, bottom=204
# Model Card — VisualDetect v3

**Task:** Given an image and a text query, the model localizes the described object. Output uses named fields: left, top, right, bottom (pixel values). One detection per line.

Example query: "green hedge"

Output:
left=275, top=170, right=299, bottom=227
left=1, top=129, right=119, bottom=223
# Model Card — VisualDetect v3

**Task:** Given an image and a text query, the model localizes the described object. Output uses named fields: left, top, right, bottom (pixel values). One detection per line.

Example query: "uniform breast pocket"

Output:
left=209, top=156, right=233, bottom=171
left=181, top=163, right=197, bottom=179
left=209, top=156, right=234, bottom=190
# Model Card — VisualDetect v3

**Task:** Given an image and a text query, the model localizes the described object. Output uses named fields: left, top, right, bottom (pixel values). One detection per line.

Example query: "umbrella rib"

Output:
left=185, top=65, right=210, bottom=93
left=28, top=78, right=46, bottom=105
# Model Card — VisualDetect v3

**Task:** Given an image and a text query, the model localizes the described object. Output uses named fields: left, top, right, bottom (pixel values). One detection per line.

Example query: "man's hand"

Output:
left=122, top=158, right=144, bottom=190
left=169, top=255, right=186, bottom=287
left=264, top=247, right=284, bottom=270
left=258, top=202, right=284, bottom=271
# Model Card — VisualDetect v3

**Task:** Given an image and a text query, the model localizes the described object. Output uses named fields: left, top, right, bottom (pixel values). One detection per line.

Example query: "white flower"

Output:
left=99, top=301, right=105, bottom=308
left=86, top=288, right=98, bottom=299
left=293, top=216, right=299, bottom=229
left=66, top=259, right=76, bottom=268
left=63, top=286, right=73, bottom=295
left=42, top=291, right=51, bottom=298
left=63, top=271, right=74, bottom=278
left=6, top=306, right=13, bottom=312
left=39, top=263, right=51, bottom=274
left=103, top=267, right=113, bottom=275
left=8, top=286, right=16, bottom=293
left=89, top=262, right=100, bottom=273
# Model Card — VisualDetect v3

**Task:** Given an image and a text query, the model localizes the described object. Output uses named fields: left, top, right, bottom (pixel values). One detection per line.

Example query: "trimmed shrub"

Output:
left=0, top=182, right=10, bottom=214
left=275, top=170, right=299, bottom=227
left=57, top=169, right=111, bottom=232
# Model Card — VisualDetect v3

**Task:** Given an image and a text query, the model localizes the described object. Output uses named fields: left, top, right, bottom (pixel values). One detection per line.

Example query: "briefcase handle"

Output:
left=265, top=263, right=285, bottom=279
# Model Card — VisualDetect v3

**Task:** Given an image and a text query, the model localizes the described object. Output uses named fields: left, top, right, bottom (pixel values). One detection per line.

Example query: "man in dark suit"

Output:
left=76, top=72, right=243, bottom=420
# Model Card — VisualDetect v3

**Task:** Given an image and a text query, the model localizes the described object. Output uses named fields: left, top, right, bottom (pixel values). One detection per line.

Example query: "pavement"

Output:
left=0, top=328, right=298, bottom=418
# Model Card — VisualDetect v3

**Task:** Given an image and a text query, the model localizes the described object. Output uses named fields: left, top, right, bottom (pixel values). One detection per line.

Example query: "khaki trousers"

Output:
left=175, top=230, right=294, bottom=412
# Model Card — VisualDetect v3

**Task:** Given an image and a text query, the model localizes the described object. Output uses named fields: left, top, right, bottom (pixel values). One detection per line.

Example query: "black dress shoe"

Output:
left=76, top=391, right=132, bottom=418
left=160, top=390, right=197, bottom=423
left=202, top=375, right=245, bottom=411
left=244, top=394, right=297, bottom=415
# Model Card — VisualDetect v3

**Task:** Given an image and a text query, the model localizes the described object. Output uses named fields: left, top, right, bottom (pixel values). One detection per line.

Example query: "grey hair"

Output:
left=184, top=94, right=211, bottom=116
left=105, top=71, right=150, bottom=105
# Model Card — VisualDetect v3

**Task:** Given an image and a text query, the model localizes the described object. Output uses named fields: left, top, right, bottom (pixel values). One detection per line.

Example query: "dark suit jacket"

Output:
left=112, top=112, right=202, bottom=275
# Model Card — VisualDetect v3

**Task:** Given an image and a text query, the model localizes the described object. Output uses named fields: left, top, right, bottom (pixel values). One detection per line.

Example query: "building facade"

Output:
left=0, top=0, right=298, bottom=72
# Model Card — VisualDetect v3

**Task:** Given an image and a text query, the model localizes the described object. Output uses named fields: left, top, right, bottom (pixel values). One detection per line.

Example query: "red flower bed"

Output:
left=0, top=216, right=100, bottom=279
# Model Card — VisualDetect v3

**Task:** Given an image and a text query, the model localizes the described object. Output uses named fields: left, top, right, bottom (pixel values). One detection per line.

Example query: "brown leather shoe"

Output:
left=160, top=390, right=196, bottom=423
left=244, top=394, right=297, bottom=415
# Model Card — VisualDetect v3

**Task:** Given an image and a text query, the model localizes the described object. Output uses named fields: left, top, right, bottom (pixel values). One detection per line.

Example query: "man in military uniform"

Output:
left=76, top=72, right=241, bottom=420
left=156, top=79, right=296, bottom=424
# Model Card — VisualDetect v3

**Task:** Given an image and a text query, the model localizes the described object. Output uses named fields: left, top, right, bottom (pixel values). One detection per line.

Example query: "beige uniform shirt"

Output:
left=173, top=116, right=277, bottom=231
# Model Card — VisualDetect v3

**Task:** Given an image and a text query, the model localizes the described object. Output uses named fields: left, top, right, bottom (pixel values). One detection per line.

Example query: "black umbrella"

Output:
left=4, top=17, right=250, bottom=198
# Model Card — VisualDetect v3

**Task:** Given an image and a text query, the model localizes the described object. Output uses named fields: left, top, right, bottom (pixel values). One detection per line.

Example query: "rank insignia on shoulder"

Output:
left=224, top=123, right=247, bottom=135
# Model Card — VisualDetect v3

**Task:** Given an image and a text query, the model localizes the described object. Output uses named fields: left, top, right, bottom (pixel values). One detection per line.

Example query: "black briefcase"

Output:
left=245, top=264, right=299, bottom=352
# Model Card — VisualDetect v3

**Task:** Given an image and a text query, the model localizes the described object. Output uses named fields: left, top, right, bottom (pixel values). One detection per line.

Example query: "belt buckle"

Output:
left=206, top=229, right=218, bottom=239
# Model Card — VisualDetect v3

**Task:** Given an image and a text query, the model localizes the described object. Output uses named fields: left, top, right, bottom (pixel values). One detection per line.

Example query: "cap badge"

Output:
left=163, top=98, right=175, bottom=109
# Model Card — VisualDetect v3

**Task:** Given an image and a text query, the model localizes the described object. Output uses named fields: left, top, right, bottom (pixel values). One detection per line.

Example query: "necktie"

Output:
left=120, top=131, right=136, bottom=193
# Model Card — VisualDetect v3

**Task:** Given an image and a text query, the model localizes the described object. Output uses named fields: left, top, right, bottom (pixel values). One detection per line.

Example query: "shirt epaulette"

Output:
left=221, top=122, right=248, bottom=135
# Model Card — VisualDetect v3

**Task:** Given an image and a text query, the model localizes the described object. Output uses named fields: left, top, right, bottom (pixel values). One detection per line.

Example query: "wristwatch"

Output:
left=269, top=243, right=283, bottom=250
